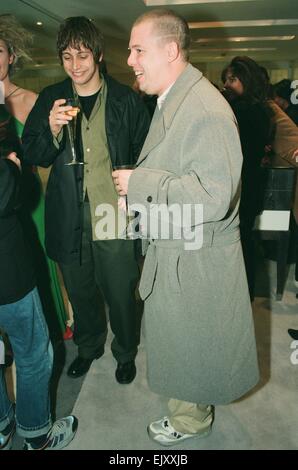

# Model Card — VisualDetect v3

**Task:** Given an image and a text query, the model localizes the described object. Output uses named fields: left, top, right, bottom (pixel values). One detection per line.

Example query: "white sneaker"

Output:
left=23, top=416, right=78, bottom=450
left=147, top=416, right=212, bottom=447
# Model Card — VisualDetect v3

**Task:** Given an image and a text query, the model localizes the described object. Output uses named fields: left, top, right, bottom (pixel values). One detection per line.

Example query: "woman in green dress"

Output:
left=0, top=14, right=68, bottom=337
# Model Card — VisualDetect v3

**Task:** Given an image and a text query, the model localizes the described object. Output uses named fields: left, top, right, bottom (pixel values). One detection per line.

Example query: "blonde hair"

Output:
left=0, top=14, right=32, bottom=73
left=133, top=9, right=190, bottom=61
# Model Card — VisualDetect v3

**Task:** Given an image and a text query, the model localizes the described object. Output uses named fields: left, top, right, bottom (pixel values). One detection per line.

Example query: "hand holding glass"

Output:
left=64, top=98, right=84, bottom=166
left=112, top=165, right=136, bottom=239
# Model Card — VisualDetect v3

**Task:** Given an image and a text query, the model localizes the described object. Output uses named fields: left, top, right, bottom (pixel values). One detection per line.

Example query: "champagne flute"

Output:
left=112, top=164, right=136, bottom=239
left=64, top=97, right=84, bottom=166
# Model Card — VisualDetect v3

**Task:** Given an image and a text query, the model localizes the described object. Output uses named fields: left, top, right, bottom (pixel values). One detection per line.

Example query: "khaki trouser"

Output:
left=168, top=399, right=213, bottom=434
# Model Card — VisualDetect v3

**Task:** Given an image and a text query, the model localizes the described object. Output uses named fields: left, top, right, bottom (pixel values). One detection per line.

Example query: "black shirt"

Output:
left=78, top=90, right=100, bottom=120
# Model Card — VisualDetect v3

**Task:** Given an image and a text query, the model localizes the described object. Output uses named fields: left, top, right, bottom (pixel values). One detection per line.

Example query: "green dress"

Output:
left=2, top=109, right=67, bottom=333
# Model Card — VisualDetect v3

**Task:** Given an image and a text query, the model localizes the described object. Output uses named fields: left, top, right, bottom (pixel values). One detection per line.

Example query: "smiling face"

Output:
left=127, top=20, right=175, bottom=97
left=62, top=44, right=101, bottom=94
left=0, top=39, right=14, bottom=83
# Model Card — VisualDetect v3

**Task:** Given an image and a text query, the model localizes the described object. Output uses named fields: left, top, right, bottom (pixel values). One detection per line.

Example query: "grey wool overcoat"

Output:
left=128, top=64, right=259, bottom=405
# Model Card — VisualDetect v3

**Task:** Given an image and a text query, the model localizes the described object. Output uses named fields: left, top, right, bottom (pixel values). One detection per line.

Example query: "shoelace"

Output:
left=27, top=422, right=67, bottom=450
left=49, top=419, right=67, bottom=437
left=163, top=420, right=181, bottom=438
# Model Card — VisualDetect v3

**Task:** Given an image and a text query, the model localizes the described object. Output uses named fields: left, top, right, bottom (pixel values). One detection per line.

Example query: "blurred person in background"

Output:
left=0, top=14, right=68, bottom=344
left=222, top=56, right=273, bottom=301
left=0, top=150, right=77, bottom=450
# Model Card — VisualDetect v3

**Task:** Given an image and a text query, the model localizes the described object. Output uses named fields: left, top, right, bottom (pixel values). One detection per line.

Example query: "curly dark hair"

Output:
left=222, top=56, right=268, bottom=103
left=57, top=16, right=104, bottom=64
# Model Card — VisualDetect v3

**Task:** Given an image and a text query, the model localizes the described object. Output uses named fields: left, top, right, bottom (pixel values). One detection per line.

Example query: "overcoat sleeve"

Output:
left=128, top=111, right=241, bottom=229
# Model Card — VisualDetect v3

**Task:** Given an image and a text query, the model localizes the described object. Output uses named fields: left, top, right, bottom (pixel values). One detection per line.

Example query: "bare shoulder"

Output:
left=7, top=87, right=38, bottom=124
left=20, top=88, right=38, bottom=112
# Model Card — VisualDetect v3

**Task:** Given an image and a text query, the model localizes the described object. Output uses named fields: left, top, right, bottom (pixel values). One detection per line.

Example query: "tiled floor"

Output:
left=4, top=239, right=298, bottom=450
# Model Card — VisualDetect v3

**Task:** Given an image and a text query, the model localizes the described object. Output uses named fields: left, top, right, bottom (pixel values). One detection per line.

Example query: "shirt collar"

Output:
left=157, top=83, right=174, bottom=110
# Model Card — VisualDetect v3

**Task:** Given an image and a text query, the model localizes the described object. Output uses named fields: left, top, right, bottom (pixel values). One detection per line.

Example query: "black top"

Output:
left=79, top=90, right=100, bottom=120
left=229, top=96, right=272, bottom=224
left=0, top=159, right=35, bottom=304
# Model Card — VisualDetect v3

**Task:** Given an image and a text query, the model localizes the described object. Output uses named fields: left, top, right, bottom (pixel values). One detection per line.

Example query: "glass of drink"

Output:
left=112, top=164, right=135, bottom=205
left=112, top=164, right=137, bottom=239
left=64, top=97, right=84, bottom=166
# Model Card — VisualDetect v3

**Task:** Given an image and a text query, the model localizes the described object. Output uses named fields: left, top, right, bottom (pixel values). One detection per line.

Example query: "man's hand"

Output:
left=49, top=99, right=74, bottom=138
left=6, top=152, right=21, bottom=170
left=112, top=169, right=133, bottom=196
left=292, top=148, right=298, bottom=163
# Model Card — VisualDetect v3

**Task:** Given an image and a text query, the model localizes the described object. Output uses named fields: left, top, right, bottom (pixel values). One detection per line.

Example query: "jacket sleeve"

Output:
left=271, top=102, right=298, bottom=161
left=128, top=111, right=242, bottom=228
left=129, top=93, right=151, bottom=163
left=22, top=89, right=63, bottom=168
left=0, top=158, right=20, bottom=217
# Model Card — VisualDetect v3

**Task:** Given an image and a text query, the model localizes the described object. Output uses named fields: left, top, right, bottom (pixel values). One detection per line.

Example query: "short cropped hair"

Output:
left=57, top=16, right=104, bottom=64
left=0, top=14, right=32, bottom=74
left=133, top=9, right=190, bottom=61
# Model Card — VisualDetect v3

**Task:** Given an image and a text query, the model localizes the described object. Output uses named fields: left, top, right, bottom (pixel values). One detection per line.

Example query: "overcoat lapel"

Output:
left=136, top=64, right=203, bottom=166
left=136, top=106, right=165, bottom=165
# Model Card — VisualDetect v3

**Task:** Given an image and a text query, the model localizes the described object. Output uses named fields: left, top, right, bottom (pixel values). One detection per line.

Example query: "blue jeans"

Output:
left=0, top=287, right=53, bottom=438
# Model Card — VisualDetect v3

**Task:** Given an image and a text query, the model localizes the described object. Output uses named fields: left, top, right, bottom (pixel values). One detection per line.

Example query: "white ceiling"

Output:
left=2, top=0, right=298, bottom=74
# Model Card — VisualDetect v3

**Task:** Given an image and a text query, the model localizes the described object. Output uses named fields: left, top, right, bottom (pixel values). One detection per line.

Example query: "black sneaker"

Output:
left=23, top=416, right=78, bottom=450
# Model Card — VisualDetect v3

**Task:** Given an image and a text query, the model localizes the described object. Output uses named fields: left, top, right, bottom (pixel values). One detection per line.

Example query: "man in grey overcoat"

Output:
left=113, top=9, right=259, bottom=447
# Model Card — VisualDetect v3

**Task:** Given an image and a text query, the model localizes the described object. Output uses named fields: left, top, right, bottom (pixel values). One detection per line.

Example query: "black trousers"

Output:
left=59, top=203, right=140, bottom=363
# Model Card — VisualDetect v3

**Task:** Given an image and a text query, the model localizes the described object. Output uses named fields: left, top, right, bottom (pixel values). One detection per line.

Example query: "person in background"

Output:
left=22, top=17, right=150, bottom=382
left=258, top=67, right=298, bottom=337
left=268, top=103, right=298, bottom=337
left=269, top=78, right=298, bottom=337
left=113, top=9, right=259, bottom=446
left=222, top=56, right=273, bottom=301
left=0, top=14, right=68, bottom=341
left=273, top=79, right=298, bottom=126
left=0, top=151, right=77, bottom=450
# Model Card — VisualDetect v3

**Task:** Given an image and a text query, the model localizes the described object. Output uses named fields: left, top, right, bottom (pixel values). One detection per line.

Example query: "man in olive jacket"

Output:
left=22, top=17, right=150, bottom=383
